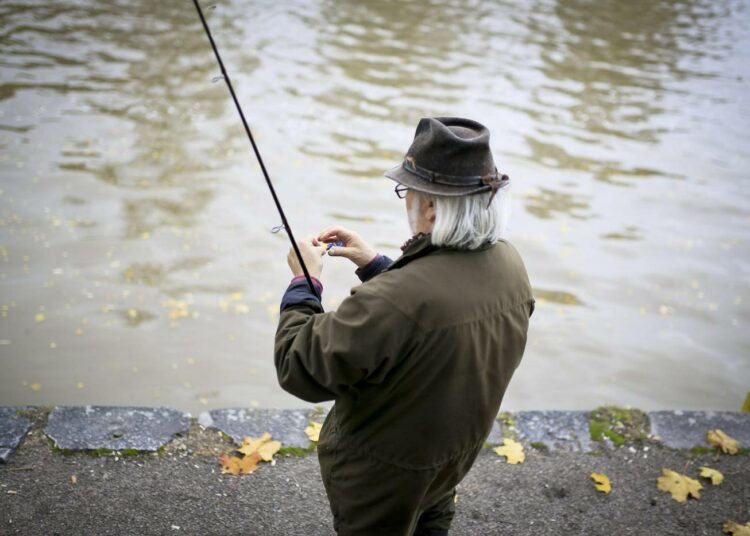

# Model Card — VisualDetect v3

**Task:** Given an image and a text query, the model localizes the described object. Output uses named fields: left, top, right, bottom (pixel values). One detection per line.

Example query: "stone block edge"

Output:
left=1, top=406, right=748, bottom=460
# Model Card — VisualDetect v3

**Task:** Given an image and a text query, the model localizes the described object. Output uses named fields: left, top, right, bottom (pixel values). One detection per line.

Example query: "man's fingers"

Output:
left=296, top=236, right=318, bottom=250
left=327, top=246, right=354, bottom=258
left=318, top=225, right=356, bottom=243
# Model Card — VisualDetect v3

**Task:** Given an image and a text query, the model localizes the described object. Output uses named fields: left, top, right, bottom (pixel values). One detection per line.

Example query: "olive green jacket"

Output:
left=274, top=233, right=534, bottom=469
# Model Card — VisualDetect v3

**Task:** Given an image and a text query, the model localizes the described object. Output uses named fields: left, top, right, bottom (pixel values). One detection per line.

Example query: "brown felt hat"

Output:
left=384, top=117, right=509, bottom=203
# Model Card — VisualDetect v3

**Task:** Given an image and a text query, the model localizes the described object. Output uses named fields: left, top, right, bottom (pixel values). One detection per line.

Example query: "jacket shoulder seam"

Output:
left=423, top=296, right=534, bottom=333
left=356, top=279, right=427, bottom=333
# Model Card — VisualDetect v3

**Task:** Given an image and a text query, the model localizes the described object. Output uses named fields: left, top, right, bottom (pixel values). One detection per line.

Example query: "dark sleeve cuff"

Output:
left=281, top=276, right=323, bottom=312
left=354, top=254, right=394, bottom=282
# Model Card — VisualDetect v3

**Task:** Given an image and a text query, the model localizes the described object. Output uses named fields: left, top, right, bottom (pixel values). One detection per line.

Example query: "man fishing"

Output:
left=275, top=117, right=535, bottom=536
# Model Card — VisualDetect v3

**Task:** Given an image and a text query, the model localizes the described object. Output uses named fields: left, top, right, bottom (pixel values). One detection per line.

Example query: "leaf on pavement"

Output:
left=656, top=468, right=702, bottom=502
left=707, top=429, right=740, bottom=454
left=305, top=422, right=322, bottom=442
left=591, top=472, right=611, bottom=493
left=219, top=431, right=280, bottom=475
left=492, top=438, right=525, bottom=464
left=218, top=453, right=242, bottom=475
left=238, top=432, right=272, bottom=456
left=699, top=466, right=724, bottom=485
left=239, top=451, right=262, bottom=473
left=257, top=440, right=281, bottom=462
left=723, top=520, right=750, bottom=536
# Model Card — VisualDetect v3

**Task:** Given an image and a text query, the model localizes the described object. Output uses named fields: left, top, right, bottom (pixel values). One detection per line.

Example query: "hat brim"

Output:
left=383, top=163, right=492, bottom=196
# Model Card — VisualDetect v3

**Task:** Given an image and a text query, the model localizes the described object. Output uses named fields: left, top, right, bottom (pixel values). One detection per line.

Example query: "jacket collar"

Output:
left=386, top=232, right=495, bottom=272
left=387, top=233, right=494, bottom=270
left=383, top=233, right=435, bottom=271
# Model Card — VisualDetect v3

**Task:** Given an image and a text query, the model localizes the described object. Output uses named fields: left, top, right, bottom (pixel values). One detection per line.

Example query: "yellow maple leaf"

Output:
left=305, top=422, right=322, bottom=442
left=257, top=440, right=281, bottom=462
left=707, top=429, right=740, bottom=454
left=492, top=438, right=525, bottom=464
left=699, top=466, right=724, bottom=485
left=656, top=468, right=702, bottom=502
left=237, top=432, right=280, bottom=461
left=723, top=520, right=750, bottom=536
left=238, top=432, right=272, bottom=456
left=591, top=472, right=612, bottom=493
left=220, top=431, right=281, bottom=475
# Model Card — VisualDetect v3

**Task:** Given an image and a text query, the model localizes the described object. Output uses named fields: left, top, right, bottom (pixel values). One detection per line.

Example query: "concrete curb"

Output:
left=0, top=406, right=32, bottom=463
left=0, top=405, right=748, bottom=462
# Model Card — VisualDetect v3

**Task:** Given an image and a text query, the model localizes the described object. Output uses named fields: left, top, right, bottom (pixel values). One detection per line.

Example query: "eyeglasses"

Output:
left=394, top=184, right=409, bottom=199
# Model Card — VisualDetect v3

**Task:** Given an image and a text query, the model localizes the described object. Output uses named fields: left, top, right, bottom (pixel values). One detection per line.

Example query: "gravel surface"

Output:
left=1, top=423, right=748, bottom=535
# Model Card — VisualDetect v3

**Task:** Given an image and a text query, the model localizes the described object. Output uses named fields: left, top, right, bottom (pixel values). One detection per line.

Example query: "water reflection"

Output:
left=523, top=187, right=591, bottom=220
left=533, top=288, right=584, bottom=306
left=0, top=0, right=747, bottom=413
left=602, top=227, right=642, bottom=241
left=476, top=0, right=735, bottom=200
left=299, top=0, right=493, bottom=179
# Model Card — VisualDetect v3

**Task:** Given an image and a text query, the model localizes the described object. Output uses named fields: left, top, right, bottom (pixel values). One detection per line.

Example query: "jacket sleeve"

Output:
left=354, top=254, right=393, bottom=282
left=280, top=276, right=323, bottom=311
left=274, top=283, right=418, bottom=403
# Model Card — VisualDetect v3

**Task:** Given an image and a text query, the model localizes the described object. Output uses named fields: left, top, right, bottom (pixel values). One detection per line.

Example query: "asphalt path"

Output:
left=1, top=427, right=747, bottom=535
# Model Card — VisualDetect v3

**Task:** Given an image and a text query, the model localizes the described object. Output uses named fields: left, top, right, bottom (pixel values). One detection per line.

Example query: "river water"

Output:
left=1, top=0, right=748, bottom=414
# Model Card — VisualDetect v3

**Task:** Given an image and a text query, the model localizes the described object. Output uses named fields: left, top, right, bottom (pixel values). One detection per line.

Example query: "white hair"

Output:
left=414, top=187, right=512, bottom=250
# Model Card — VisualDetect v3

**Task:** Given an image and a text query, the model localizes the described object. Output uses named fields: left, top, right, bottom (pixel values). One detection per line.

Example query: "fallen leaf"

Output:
left=240, top=433, right=280, bottom=460
left=492, top=438, right=525, bottom=464
left=699, top=466, right=724, bottom=485
left=219, top=432, right=280, bottom=475
left=591, top=472, right=612, bottom=493
left=724, top=521, right=750, bottom=536
left=218, top=453, right=243, bottom=475
left=238, top=432, right=272, bottom=456
left=742, top=391, right=750, bottom=413
left=70, top=475, right=77, bottom=485
left=656, top=468, right=702, bottom=502
left=707, top=429, right=740, bottom=454
left=257, top=440, right=281, bottom=462
left=305, top=422, right=322, bottom=442
left=238, top=451, right=262, bottom=474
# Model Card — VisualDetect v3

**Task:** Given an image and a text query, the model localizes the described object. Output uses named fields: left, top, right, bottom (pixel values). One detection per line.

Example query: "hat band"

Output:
left=403, top=156, right=508, bottom=190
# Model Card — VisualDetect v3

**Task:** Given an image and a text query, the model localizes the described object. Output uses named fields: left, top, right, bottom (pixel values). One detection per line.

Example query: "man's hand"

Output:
left=318, top=225, right=377, bottom=269
left=287, top=235, right=326, bottom=278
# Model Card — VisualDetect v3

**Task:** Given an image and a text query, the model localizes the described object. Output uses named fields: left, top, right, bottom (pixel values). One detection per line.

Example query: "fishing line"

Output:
left=192, top=0, right=321, bottom=301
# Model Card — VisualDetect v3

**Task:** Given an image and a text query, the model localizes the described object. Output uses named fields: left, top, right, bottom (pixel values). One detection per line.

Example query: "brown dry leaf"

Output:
left=707, top=429, right=740, bottom=454
left=699, top=466, right=724, bottom=485
left=656, top=468, right=702, bottom=502
left=238, top=451, right=262, bottom=474
left=492, top=438, right=525, bottom=464
left=591, top=472, right=612, bottom=494
left=723, top=520, right=750, bottom=536
left=305, top=422, right=322, bottom=442
left=218, top=453, right=243, bottom=475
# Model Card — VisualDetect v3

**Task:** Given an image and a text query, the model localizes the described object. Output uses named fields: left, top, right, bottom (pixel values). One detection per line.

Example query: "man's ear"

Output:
left=423, top=197, right=436, bottom=221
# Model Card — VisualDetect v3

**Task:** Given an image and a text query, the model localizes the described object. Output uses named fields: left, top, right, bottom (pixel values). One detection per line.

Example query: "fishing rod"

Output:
left=191, top=0, right=321, bottom=301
